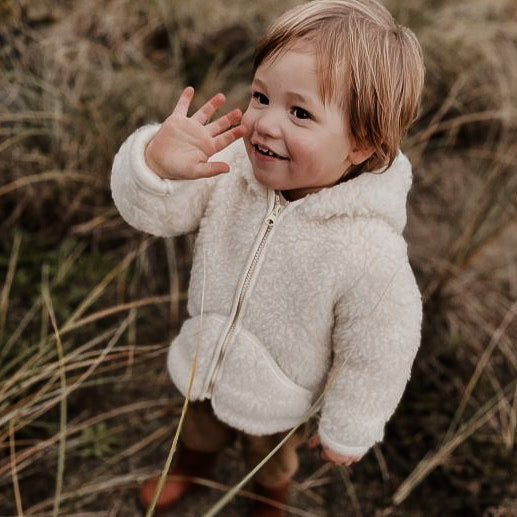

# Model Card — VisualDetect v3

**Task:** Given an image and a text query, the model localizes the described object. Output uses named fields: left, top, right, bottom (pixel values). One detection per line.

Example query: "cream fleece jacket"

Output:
left=111, top=124, right=422, bottom=456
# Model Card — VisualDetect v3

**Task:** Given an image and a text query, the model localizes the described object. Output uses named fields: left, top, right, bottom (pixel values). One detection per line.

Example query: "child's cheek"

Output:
left=241, top=107, right=254, bottom=133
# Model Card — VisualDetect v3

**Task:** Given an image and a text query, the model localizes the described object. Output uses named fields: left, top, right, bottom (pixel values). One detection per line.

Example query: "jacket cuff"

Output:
left=128, top=124, right=183, bottom=196
left=318, top=427, right=369, bottom=457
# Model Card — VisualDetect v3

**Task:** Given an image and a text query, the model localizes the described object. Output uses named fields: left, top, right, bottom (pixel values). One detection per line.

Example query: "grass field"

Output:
left=1, top=0, right=517, bottom=515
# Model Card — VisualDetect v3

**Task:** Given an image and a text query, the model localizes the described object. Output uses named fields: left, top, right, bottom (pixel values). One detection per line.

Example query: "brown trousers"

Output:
left=180, top=400, right=308, bottom=487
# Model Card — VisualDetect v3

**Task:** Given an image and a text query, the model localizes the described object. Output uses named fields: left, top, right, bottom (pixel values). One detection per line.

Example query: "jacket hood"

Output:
left=237, top=139, right=413, bottom=235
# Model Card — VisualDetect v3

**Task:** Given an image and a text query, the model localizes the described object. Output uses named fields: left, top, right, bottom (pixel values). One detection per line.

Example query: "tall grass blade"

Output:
left=41, top=266, right=68, bottom=517
left=0, top=232, right=21, bottom=347
left=338, top=466, right=363, bottom=517
left=444, top=298, right=517, bottom=441
left=0, top=171, right=98, bottom=197
left=392, top=379, right=517, bottom=506
left=61, top=240, right=152, bottom=333
left=9, top=419, right=24, bottom=517
left=0, top=241, right=86, bottom=366
left=202, top=424, right=303, bottom=517
left=145, top=246, right=207, bottom=517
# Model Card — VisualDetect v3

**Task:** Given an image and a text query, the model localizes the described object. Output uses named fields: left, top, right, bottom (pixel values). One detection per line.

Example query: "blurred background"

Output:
left=1, top=0, right=516, bottom=515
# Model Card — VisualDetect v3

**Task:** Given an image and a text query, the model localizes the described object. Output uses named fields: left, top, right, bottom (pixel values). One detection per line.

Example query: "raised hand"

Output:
left=145, top=86, right=247, bottom=180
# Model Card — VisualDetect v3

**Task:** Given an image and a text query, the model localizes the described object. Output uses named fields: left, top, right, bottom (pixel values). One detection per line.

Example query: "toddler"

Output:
left=111, top=0, right=425, bottom=515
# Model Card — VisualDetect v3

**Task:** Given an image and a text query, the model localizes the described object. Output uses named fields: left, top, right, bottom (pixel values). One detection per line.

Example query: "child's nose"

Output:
left=255, top=109, right=282, bottom=139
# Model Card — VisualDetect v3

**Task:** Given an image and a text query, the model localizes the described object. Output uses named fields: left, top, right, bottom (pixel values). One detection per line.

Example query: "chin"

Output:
left=252, top=171, right=277, bottom=190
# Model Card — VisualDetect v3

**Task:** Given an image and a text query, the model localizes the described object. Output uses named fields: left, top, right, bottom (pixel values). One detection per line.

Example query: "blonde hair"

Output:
left=254, top=0, right=425, bottom=177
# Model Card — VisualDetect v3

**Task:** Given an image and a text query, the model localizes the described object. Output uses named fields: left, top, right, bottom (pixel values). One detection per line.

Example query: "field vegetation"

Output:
left=1, top=0, right=516, bottom=515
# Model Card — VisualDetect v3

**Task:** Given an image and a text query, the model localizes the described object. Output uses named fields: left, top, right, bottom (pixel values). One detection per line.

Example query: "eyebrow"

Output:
left=287, top=91, right=312, bottom=105
left=251, top=77, right=268, bottom=91
left=252, top=77, right=316, bottom=106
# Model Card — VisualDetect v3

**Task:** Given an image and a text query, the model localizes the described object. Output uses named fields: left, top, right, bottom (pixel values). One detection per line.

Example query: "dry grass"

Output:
left=1, top=0, right=517, bottom=515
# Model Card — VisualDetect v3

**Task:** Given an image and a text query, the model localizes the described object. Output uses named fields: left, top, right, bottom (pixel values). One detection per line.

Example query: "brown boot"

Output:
left=139, top=444, right=218, bottom=513
left=248, top=481, right=290, bottom=517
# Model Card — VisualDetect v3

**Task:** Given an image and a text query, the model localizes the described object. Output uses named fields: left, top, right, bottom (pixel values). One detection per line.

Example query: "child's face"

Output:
left=242, top=42, right=355, bottom=200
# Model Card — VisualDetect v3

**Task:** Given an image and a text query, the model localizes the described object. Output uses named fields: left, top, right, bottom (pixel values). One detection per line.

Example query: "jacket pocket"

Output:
left=211, top=324, right=314, bottom=434
left=167, top=313, right=226, bottom=399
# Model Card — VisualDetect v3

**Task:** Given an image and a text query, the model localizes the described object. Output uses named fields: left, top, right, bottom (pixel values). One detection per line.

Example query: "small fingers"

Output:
left=321, top=451, right=360, bottom=466
left=171, top=86, right=195, bottom=118
left=321, top=450, right=337, bottom=463
left=194, top=161, right=230, bottom=178
left=211, top=124, right=247, bottom=154
left=192, top=93, right=227, bottom=125
left=206, top=109, right=243, bottom=136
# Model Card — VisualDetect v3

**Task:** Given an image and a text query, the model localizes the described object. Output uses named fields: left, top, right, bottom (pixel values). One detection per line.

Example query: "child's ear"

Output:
left=348, top=145, right=375, bottom=166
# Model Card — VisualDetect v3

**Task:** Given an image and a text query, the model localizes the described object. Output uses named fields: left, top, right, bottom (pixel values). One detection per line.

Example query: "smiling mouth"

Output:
left=253, top=144, right=288, bottom=160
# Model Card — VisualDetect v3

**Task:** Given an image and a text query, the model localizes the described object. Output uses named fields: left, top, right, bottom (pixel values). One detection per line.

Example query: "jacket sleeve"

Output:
left=110, top=124, right=222, bottom=237
left=318, top=224, right=422, bottom=457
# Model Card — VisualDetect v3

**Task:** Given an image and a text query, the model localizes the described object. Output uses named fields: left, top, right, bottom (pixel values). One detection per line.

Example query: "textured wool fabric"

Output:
left=111, top=124, right=422, bottom=456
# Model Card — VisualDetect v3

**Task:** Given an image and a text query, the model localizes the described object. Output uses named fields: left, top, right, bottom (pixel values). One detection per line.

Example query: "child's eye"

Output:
left=252, top=91, right=269, bottom=105
left=291, top=106, right=311, bottom=120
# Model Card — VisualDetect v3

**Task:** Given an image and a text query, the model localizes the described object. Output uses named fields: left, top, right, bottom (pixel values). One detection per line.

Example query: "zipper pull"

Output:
left=266, top=192, right=283, bottom=226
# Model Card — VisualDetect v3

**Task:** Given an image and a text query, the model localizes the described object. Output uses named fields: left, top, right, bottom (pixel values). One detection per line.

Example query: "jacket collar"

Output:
left=237, top=140, right=412, bottom=235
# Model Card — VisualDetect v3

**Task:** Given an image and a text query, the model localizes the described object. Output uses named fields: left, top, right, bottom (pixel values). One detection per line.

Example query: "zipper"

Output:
left=204, top=191, right=286, bottom=397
